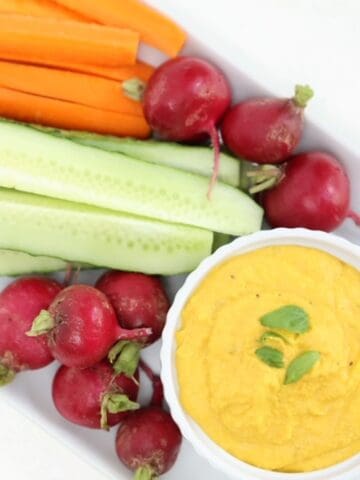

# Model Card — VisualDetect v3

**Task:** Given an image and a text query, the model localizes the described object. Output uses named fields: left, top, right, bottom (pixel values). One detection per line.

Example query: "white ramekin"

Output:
left=160, top=228, right=360, bottom=480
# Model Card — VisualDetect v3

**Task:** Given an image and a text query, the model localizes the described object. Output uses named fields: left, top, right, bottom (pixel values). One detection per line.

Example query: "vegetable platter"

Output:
left=0, top=0, right=359, bottom=479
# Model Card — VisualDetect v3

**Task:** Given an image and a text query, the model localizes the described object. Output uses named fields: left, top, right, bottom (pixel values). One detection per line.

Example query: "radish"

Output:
left=143, top=56, right=231, bottom=196
left=52, top=360, right=140, bottom=430
left=0, top=276, right=62, bottom=385
left=139, top=359, right=164, bottom=408
left=27, top=285, right=152, bottom=369
left=222, top=85, right=313, bottom=164
left=260, top=151, right=360, bottom=231
left=115, top=407, right=182, bottom=479
left=96, top=271, right=169, bottom=346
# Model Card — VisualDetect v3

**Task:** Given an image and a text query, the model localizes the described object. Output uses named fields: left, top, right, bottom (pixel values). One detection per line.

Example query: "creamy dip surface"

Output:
left=176, top=246, right=360, bottom=472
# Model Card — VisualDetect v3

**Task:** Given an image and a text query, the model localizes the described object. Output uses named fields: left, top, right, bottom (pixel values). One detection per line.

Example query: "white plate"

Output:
left=1, top=4, right=359, bottom=480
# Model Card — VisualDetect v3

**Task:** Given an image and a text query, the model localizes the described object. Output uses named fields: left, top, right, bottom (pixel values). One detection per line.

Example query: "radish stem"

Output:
left=109, top=341, right=142, bottom=377
left=348, top=210, right=360, bottom=226
left=100, top=392, right=139, bottom=431
left=139, top=359, right=164, bottom=407
left=117, top=326, right=153, bottom=341
left=26, top=309, right=54, bottom=336
left=207, top=124, right=221, bottom=199
left=246, top=164, right=284, bottom=194
left=122, top=77, right=146, bottom=101
left=0, top=364, right=15, bottom=386
left=293, top=84, right=314, bottom=108
left=135, top=465, right=157, bottom=480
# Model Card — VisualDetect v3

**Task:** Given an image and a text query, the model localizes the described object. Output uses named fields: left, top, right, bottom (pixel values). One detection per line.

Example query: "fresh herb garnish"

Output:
left=260, top=305, right=310, bottom=334
left=255, top=346, right=284, bottom=368
left=259, top=330, right=289, bottom=345
left=284, top=351, right=320, bottom=385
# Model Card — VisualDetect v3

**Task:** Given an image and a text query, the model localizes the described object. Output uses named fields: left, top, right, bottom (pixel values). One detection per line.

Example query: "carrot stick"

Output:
left=0, top=0, right=87, bottom=21
left=0, top=86, right=150, bottom=138
left=0, top=14, right=139, bottom=67
left=0, top=61, right=144, bottom=116
left=65, top=62, right=155, bottom=83
left=54, top=0, right=186, bottom=57
left=0, top=54, right=154, bottom=82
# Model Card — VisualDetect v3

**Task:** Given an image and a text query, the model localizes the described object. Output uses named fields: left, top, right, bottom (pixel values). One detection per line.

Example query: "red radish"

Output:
left=139, top=359, right=164, bottom=408
left=0, top=277, right=62, bottom=386
left=222, top=84, right=313, bottom=164
left=52, top=360, right=140, bottom=430
left=143, top=56, right=231, bottom=196
left=261, top=151, right=360, bottom=231
left=27, top=285, right=152, bottom=369
left=96, top=271, right=169, bottom=346
left=115, top=407, right=182, bottom=479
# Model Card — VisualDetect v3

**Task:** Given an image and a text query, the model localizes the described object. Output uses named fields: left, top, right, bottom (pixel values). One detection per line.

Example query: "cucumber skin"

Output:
left=0, top=188, right=213, bottom=275
left=33, top=126, right=241, bottom=188
left=0, top=249, right=68, bottom=276
left=0, top=121, right=262, bottom=236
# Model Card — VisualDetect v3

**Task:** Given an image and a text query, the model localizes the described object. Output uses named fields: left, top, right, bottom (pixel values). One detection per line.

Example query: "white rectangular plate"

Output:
left=0, top=2, right=359, bottom=479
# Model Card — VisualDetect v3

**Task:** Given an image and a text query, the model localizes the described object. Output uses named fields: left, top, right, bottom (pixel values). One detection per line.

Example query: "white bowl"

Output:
left=161, top=228, right=360, bottom=480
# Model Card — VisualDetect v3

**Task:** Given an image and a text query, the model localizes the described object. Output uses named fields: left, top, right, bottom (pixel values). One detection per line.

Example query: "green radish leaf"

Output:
left=260, top=305, right=310, bottom=333
left=284, top=351, right=321, bottom=385
left=259, top=331, right=290, bottom=345
left=255, top=346, right=284, bottom=368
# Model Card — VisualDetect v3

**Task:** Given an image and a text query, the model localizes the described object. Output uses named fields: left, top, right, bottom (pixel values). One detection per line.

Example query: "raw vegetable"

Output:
left=0, top=121, right=262, bottom=236
left=0, top=61, right=144, bottom=116
left=0, top=88, right=150, bottom=137
left=262, top=152, right=360, bottom=231
left=52, top=360, right=140, bottom=430
left=0, top=14, right=139, bottom=67
left=222, top=85, right=313, bottom=164
left=0, top=188, right=213, bottom=275
left=284, top=351, right=321, bottom=385
left=96, top=271, right=169, bottom=346
left=37, top=129, right=241, bottom=187
left=115, top=407, right=182, bottom=479
left=0, top=0, right=86, bottom=20
left=55, top=0, right=186, bottom=57
left=58, top=61, right=155, bottom=83
left=0, top=276, right=62, bottom=385
left=139, top=360, right=164, bottom=408
left=108, top=341, right=143, bottom=378
left=27, top=285, right=152, bottom=368
left=212, top=233, right=233, bottom=251
left=143, top=56, right=231, bottom=196
left=0, top=56, right=154, bottom=83
left=0, top=250, right=68, bottom=276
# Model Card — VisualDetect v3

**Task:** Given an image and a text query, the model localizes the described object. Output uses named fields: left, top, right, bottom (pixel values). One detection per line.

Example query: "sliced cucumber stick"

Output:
left=0, top=249, right=68, bottom=276
left=0, top=188, right=213, bottom=275
left=34, top=127, right=241, bottom=188
left=0, top=121, right=262, bottom=236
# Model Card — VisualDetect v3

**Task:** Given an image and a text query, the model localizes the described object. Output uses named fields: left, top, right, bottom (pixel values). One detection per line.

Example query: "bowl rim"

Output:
left=160, top=228, right=360, bottom=480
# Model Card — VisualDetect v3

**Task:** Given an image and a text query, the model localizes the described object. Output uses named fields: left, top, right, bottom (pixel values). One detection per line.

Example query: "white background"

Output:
left=1, top=1, right=360, bottom=479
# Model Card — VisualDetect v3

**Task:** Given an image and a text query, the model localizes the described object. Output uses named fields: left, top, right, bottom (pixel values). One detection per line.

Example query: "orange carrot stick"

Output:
left=65, top=62, right=155, bottom=83
left=0, top=86, right=150, bottom=138
left=0, top=54, right=154, bottom=82
left=0, top=14, right=139, bottom=67
left=54, top=0, right=186, bottom=57
left=0, top=0, right=87, bottom=21
left=0, top=61, right=144, bottom=116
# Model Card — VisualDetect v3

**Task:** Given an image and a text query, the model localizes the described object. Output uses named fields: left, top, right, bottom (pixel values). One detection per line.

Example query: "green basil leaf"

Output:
left=284, top=351, right=320, bottom=385
left=259, top=331, right=290, bottom=345
left=260, top=305, right=310, bottom=333
left=255, top=346, right=284, bottom=368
